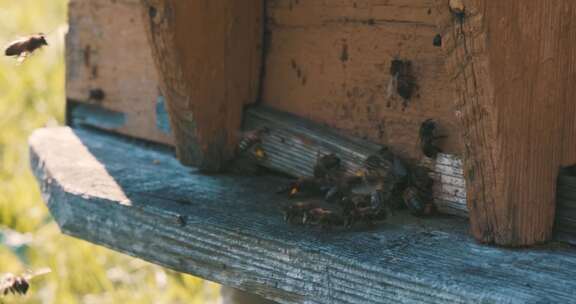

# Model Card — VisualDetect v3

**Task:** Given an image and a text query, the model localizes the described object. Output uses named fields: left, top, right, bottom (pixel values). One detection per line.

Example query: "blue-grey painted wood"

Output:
left=29, top=127, right=576, bottom=304
left=67, top=100, right=127, bottom=130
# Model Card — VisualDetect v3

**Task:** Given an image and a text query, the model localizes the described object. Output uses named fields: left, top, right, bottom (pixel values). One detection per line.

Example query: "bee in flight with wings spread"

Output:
left=0, top=268, right=51, bottom=297
left=4, top=33, right=48, bottom=63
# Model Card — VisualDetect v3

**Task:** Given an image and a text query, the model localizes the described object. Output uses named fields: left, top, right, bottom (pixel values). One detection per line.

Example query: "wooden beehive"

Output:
left=65, top=0, right=576, bottom=247
left=28, top=1, right=576, bottom=301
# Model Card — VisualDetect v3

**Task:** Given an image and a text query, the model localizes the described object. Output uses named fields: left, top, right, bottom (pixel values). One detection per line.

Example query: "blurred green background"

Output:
left=0, top=1, right=219, bottom=303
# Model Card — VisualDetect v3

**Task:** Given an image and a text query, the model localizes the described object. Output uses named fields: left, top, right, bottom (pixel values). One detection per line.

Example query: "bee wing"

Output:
left=23, top=267, right=51, bottom=280
left=16, top=52, right=28, bottom=64
left=386, top=73, right=399, bottom=99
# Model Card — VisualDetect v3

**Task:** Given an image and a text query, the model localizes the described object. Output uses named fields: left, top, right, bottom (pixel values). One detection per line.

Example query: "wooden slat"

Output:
left=140, top=0, right=262, bottom=171
left=29, top=127, right=576, bottom=304
left=244, top=107, right=381, bottom=177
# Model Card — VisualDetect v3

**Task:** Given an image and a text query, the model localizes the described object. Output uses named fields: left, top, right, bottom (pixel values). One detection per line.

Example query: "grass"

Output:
left=0, top=1, right=219, bottom=303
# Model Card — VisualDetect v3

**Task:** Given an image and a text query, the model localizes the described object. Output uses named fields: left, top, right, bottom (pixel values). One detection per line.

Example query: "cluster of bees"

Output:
left=232, top=118, right=445, bottom=230
left=277, top=146, right=436, bottom=229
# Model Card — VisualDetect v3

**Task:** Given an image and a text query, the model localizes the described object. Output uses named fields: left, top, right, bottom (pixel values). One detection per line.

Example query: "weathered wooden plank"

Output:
left=66, top=0, right=171, bottom=144
left=437, top=0, right=576, bottom=246
left=29, top=127, right=576, bottom=304
left=141, top=0, right=263, bottom=171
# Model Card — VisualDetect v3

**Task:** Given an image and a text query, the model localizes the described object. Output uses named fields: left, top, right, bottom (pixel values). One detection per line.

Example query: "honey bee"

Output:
left=324, top=185, right=345, bottom=203
left=433, top=34, right=442, bottom=47
left=277, top=177, right=324, bottom=198
left=5, top=34, right=48, bottom=63
left=323, top=174, right=365, bottom=204
left=419, top=119, right=446, bottom=158
left=283, top=201, right=317, bottom=224
left=313, top=153, right=342, bottom=180
left=388, top=59, right=417, bottom=102
left=341, top=192, right=388, bottom=228
left=228, top=127, right=269, bottom=175
left=302, top=207, right=344, bottom=229
left=361, top=147, right=395, bottom=182
left=402, top=187, right=434, bottom=216
left=237, top=127, right=269, bottom=160
left=1, top=268, right=51, bottom=296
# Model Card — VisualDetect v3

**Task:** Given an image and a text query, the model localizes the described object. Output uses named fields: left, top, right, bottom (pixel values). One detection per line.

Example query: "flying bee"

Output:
left=1, top=268, right=51, bottom=296
left=5, top=34, right=48, bottom=63
left=419, top=119, right=446, bottom=158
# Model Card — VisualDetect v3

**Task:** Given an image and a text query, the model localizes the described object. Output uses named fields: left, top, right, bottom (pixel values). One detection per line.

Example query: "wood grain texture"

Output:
left=66, top=0, right=172, bottom=144
left=140, top=0, right=263, bottom=171
left=262, top=0, right=461, bottom=160
left=29, top=126, right=576, bottom=304
left=437, top=0, right=576, bottom=246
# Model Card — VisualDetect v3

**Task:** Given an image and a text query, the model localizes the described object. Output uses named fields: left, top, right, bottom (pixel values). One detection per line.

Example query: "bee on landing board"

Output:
left=302, top=207, right=344, bottom=229
left=4, top=34, right=48, bottom=63
left=360, top=146, right=395, bottom=183
left=277, top=177, right=325, bottom=198
left=313, top=153, right=342, bottom=180
left=283, top=201, right=317, bottom=224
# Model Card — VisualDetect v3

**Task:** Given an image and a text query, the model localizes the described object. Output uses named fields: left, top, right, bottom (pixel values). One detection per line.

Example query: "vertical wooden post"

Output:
left=141, top=0, right=262, bottom=172
left=441, top=0, right=576, bottom=246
